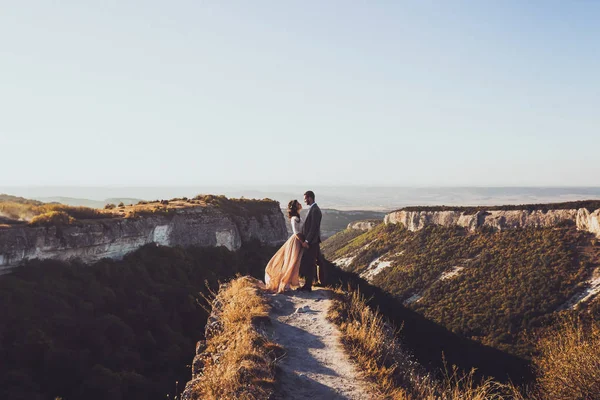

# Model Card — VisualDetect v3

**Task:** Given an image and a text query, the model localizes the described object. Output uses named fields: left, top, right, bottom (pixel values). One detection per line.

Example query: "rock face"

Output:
left=347, top=219, right=380, bottom=231
left=384, top=208, right=600, bottom=238
left=576, top=208, right=600, bottom=238
left=0, top=202, right=287, bottom=273
left=183, top=283, right=228, bottom=400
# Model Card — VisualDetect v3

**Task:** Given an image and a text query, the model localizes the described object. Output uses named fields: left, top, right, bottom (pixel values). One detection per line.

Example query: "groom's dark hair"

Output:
left=304, top=190, right=315, bottom=200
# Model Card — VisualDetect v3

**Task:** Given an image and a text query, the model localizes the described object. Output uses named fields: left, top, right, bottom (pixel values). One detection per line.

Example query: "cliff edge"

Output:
left=0, top=197, right=287, bottom=273
left=384, top=201, right=600, bottom=238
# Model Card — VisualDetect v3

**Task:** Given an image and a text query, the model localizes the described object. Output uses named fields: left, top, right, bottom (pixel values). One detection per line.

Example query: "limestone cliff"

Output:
left=384, top=207, right=600, bottom=238
left=347, top=219, right=381, bottom=231
left=0, top=200, right=287, bottom=273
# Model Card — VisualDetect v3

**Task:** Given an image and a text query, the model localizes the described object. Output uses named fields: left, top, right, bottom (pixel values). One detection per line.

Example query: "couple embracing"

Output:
left=264, top=190, right=322, bottom=293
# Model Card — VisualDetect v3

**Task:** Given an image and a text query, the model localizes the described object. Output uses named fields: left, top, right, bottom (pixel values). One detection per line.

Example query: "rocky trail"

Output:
left=268, top=288, right=376, bottom=400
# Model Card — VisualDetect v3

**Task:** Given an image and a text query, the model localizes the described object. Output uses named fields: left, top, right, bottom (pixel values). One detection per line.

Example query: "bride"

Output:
left=264, top=199, right=307, bottom=293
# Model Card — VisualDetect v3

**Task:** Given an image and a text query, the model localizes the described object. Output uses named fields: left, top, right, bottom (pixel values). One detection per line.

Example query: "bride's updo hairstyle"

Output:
left=287, top=200, right=300, bottom=220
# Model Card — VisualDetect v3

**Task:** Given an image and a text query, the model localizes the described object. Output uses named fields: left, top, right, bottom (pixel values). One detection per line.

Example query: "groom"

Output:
left=298, top=190, right=322, bottom=292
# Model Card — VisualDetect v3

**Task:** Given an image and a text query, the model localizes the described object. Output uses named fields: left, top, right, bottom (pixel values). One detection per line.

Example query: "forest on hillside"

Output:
left=323, top=223, right=600, bottom=357
left=0, top=243, right=277, bottom=400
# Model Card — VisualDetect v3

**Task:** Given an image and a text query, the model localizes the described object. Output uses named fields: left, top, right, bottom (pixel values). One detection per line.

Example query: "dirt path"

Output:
left=268, top=288, right=376, bottom=400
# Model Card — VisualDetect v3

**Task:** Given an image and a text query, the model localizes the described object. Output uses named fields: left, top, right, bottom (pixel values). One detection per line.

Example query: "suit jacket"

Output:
left=303, top=203, right=322, bottom=245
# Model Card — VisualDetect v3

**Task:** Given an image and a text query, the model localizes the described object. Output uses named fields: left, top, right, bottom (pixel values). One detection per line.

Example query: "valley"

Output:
left=3, top=194, right=600, bottom=399
left=324, top=202, right=600, bottom=358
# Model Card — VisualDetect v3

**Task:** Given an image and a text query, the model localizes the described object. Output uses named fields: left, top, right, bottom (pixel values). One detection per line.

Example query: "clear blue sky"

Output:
left=1, top=1, right=599, bottom=186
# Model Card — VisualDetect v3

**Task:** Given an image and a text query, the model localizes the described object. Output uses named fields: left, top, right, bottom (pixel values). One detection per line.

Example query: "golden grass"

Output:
left=184, top=276, right=282, bottom=400
left=0, top=201, right=41, bottom=221
left=0, top=201, right=112, bottom=223
left=327, top=288, right=521, bottom=399
left=0, top=195, right=279, bottom=226
left=29, top=211, right=75, bottom=226
left=327, top=288, right=415, bottom=399
left=533, top=316, right=600, bottom=400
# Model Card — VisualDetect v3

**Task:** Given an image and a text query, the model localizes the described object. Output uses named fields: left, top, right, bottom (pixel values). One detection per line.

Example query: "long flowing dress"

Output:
left=264, top=216, right=304, bottom=293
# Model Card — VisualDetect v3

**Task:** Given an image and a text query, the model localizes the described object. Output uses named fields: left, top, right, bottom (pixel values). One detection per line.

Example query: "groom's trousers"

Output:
left=300, top=244, right=320, bottom=288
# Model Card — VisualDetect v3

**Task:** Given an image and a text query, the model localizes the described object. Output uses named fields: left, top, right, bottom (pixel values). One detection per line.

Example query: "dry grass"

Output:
left=533, top=316, right=600, bottom=400
left=0, top=195, right=279, bottom=226
left=0, top=201, right=113, bottom=224
left=327, top=288, right=521, bottom=399
left=183, top=276, right=282, bottom=400
left=0, top=201, right=42, bottom=221
left=328, top=288, right=421, bottom=398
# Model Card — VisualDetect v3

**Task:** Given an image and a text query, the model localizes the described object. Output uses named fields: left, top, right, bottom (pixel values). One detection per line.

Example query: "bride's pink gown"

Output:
left=264, top=218, right=304, bottom=293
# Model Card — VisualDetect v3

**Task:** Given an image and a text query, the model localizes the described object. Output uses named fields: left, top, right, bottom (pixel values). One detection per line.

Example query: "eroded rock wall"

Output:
left=347, top=220, right=380, bottom=231
left=0, top=203, right=287, bottom=273
left=384, top=208, right=600, bottom=238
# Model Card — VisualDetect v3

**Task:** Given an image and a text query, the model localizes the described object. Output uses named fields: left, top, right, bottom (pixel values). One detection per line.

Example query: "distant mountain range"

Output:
left=3, top=186, right=600, bottom=211
left=31, top=197, right=145, bottom=208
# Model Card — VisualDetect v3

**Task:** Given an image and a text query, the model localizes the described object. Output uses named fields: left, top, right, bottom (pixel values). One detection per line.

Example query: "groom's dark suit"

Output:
left=300, top=203, right=322, bottom=289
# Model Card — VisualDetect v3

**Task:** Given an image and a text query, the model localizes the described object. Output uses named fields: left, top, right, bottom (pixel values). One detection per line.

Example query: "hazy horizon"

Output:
left=2, top=2, right=599, bottom=186
left=3, top=185, right=600, bottom=211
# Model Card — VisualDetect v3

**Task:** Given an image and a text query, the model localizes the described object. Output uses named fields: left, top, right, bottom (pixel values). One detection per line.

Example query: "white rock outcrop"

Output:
left=0, top=203, right=288, bottom=273
left=384, top=208, right=600, bottom=238
left=347, top=220, right=380, bottom=231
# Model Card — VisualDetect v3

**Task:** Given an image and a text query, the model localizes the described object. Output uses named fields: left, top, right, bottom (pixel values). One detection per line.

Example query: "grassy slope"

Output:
left=183, top=277, right=281, bottom=400
left=322, top=259, right=533, bottom=385
left=0, top=194, right=280, bottom=227
left=323, top=223, right=598, bottom=357
left=320, top=228, right=367, bottom=257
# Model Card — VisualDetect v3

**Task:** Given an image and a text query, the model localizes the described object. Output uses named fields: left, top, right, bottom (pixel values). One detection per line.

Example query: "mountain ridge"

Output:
left=385, top=201, right=600, bottom=239
left=0, top=196, right=287, bottom=273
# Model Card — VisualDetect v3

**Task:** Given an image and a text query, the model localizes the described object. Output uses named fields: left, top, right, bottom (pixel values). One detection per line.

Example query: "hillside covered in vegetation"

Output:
left=324, top=222, right=600, bottom=357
